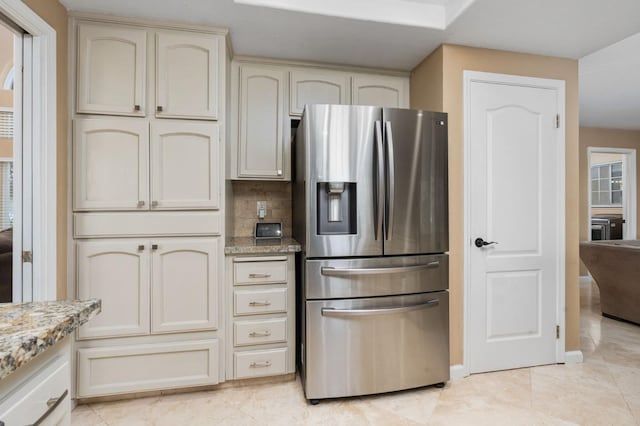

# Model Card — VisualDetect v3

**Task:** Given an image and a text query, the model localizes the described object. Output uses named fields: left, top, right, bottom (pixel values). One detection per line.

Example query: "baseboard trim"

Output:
left=565, top=350, right=584, bottom=364
left=579, top=275, right=592, bottom=286
left=450, top=364, right=466, bottom=381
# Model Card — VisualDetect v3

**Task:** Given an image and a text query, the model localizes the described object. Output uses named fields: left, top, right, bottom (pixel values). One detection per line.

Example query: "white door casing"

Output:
left=464, top=71, right=566, bottom=374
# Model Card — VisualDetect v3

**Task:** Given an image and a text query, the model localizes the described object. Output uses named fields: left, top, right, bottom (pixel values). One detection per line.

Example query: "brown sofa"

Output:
left=580, top=240, right=640, bottom=325
left=0, top=227, right=11, bottom=303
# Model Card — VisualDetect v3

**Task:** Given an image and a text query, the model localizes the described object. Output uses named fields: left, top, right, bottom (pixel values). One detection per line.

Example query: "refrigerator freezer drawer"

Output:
left=305, top=254, right=448, bottom=299
left=304, top=291, right=449, bottom=400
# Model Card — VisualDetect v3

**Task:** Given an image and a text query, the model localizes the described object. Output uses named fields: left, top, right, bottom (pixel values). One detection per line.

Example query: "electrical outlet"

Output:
left=257, top=201, right=267, bottom=219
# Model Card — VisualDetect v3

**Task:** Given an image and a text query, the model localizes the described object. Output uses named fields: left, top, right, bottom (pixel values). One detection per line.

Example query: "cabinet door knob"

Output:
left=134, top=104, right=141, bottom=112
left=157, top=106, right=163, bottom=112
left=151, top=244, right=159, bottom=250
left=151, top=201, right=159, bottom=207
left=137, top=200, right=145, bottom=207
left=277, top=169, right=283, bottom=176
left=138, top=245, right=145, bottom=251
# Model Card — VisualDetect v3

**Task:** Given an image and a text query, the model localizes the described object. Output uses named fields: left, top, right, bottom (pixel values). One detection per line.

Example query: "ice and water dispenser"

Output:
left=316, top=182, right=357, bottom=235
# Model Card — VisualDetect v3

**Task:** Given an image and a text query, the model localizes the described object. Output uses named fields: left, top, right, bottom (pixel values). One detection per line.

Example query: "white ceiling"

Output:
left=59, top=0, right=640, bottom=129
left=579, top=32, right=640, bottom=130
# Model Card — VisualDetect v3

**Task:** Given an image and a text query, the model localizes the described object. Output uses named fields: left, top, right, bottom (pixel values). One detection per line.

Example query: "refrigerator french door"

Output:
left=293, top=104, right=449, bottom=402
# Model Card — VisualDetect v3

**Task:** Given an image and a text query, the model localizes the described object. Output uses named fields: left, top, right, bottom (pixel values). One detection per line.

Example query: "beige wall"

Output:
left=22, top=0, right=68, bottom=300
left=410, top=45, right=443, bottom=112
left=231, top=182, right=292, bottom=237
left=0, top=23, right=12, bottom=108
left=411, top=44, right=580, bottom=364
left=579, top=127, right=640, bottom=274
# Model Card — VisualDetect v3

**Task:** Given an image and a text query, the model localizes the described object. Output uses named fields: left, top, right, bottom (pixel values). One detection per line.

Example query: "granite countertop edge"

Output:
left=0, top=299, right=101, bottom=381
left=225, top=237, right=302, bottom=255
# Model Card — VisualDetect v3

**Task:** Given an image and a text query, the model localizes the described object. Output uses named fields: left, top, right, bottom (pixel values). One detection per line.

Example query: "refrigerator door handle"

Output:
left=374, top=120, right=385, bottom=241
left=321, top=299, right=440, bottom=317
left=385, top=121, right=396, bottom=241
left=320, top=261, right=440, bottom=276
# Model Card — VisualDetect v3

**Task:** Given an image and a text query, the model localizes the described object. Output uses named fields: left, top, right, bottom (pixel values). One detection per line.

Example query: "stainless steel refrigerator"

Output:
left=293, top=105, right=450, bottom=403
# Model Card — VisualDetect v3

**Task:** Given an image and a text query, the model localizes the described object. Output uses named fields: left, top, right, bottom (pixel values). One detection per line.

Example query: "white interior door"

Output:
left=466, top=72, right=564, bottom=374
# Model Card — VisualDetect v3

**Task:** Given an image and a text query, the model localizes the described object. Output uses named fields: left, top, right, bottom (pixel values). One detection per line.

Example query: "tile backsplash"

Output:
left=231, top=181, right=292, bottom=237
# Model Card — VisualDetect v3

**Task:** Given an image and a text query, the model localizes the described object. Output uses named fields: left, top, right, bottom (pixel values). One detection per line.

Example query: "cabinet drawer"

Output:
left=234, top=261, right=287, bottom=285
left=234, top=317, right=287, bottom=347
left=234, top=348, right=287, bottom=379
left=77, top=340, right=219, bottom=397
left=0, top=357, right=70, bottom=426
left=234, top=288, right=287, bottom=315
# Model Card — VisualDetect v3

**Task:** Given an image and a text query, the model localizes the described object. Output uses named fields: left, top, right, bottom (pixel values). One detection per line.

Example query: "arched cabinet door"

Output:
left=289, top=69, right=351, bottom=116
left=77, top=23, right=147, bottom=116
left=151, top=238, right=220, bottom=334
left=155, top=31, right=220, bottom=120
left=76, top=240, right=150, bottom=339
left=351, top=74, right=409, bottom=108
left=237, top=65, right=287, bottom=179
left=73, top=118, right=149, bottom=211
left=150, top=121, right=220, bottom=210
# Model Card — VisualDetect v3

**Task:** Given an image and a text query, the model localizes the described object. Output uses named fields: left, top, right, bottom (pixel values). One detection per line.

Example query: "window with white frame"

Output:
left=591, top=161, right=623, bottom=206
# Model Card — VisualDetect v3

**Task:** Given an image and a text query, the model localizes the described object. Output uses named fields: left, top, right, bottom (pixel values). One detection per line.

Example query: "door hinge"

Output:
left=555, top=114, right=560, bottom=128
left=556, top=325, right=560, bottom=339
left=22, top=250, right=32, bottom=263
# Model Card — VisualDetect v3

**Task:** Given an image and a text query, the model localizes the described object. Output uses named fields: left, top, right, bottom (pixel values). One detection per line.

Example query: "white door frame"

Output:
left=586, top=147, right=636, bottom=241
left=462, top=70, right=566, bottom=377
left=0, top=0, right=57, bottom=301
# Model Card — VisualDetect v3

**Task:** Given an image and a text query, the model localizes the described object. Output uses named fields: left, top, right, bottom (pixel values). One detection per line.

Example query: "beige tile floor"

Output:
left=72, top=282, right=640, bottom=425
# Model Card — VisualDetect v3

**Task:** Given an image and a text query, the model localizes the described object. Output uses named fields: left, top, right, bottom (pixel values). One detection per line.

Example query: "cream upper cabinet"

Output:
left=73, top=118, right=149, bottom=211
left=77, top=240, right=150, bottom=339
left=236, top=64, right=288, bottom=179
left=150, top=121, right=220, bottom=210
left=77, top=23, right=147, bottom=116
left=151, top=238, right=219, bottom=334
left=351, top=74, right=409, bottom=108
left=155, top=31, right=220, bottom=120
left=289, top=69, right=351, bottom=116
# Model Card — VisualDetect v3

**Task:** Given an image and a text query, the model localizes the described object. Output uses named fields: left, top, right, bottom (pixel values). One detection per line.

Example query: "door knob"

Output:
left=474, top=238, right=498, bottom=248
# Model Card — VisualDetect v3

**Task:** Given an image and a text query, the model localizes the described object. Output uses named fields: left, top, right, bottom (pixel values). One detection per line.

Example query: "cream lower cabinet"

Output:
left=226, top=254, right=295, bottom=380
left=73, top=118, right=220, bottom=211
left=77, top=238, right=219, bottom=340
left=75, top=237, right=222, bottom=398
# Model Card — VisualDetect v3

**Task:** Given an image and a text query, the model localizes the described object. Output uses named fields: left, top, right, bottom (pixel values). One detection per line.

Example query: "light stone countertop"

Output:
left=0, top=299, right=101, bottom=380
left=225, top=237, right=302, bottom=255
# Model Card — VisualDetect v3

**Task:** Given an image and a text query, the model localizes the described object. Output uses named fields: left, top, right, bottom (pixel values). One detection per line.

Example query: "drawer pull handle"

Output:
left=28, top=389, right=68, bottom=426
left=249, top=330, right=272, bottom=337
left=249, top=301, right=271, bottom=306
left=250, top=361, right=272, bottom=368
left=249, top=273, right=272, bottom=278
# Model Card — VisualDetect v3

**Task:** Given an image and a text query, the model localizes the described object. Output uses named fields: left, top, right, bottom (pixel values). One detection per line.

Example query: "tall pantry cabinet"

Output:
left=70, top=15, right=229, bottom=398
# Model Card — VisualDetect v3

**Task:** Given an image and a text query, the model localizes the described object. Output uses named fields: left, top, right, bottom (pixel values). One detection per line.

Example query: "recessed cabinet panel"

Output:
left=77, top=240, right=150, bottom=339
left=352, top=74, right=409, bottom=108
left=289, top=70, right=350, bottom=116
left=150, top=121, right=220, bottom=210
left=238, top=65, right=286, bottom=179
left=73, top=119, right=149, bottom=211
left=156, top=31, right=219, bottom=119
left=151, top=238, right=219, bottom=333
left=77, top=23, right=147, bottom=116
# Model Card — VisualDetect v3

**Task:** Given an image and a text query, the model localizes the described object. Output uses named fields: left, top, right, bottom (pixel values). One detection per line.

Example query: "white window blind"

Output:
left=0, top=161, right=13, bottom=230
left=0, top=110, right=13, bottom=139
